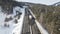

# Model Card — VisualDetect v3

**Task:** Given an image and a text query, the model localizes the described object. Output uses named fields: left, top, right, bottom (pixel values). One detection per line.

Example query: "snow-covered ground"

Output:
left=0, top=6, right=25, bottom=34
left=0, top=5, right=49, bottom=34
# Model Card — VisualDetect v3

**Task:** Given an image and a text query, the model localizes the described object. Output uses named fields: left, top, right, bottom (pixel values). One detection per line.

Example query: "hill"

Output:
left=0, top=0, right=60, bottom=34
left=28, top=2, right=60, bottom=34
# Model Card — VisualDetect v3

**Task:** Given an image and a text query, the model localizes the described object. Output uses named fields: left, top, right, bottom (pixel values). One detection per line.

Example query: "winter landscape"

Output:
left=0, top=0, right=60, bottom=34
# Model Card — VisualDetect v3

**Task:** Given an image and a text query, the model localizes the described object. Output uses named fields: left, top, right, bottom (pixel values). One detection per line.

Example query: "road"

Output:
left=0, top=6, right=48, bottom=34
left=21, top=8, right=41, bottom=34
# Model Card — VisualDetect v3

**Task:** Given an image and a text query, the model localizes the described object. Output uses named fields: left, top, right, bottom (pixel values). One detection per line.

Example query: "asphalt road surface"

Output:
left=21, top=8, right=41, bottom=34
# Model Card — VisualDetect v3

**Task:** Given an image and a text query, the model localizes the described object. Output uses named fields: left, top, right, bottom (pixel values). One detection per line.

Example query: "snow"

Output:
left=0, top=6, right=25, bottom=34
left=12, top=7, right=25, bottom=34
left=28, top=9, right=49, bottom=34
left=15, top=0, right=60, bottom=5
left=35, top=20, right=49, bottom=34
left=0, top=5, right=49, bottom=34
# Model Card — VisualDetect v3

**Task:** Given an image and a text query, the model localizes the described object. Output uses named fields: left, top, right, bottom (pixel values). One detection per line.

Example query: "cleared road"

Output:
left=21, top=8, right=41, bottom=34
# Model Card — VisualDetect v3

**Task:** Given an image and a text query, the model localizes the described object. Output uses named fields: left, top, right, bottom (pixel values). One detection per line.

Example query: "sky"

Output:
left=15, top=0, right=60, bottom=5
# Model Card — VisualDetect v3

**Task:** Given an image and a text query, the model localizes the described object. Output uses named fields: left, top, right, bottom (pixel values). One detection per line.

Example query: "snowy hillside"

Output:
left=52, top=2, right=60, bottom=6
left=0, top=6, right=25, bottom=34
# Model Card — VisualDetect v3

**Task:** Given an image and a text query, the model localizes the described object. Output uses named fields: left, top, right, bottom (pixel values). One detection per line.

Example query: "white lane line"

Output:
left=30, top=26, right=33, bottom=34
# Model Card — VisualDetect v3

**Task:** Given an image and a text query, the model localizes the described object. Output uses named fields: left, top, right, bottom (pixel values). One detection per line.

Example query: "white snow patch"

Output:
left=0, top=6, right=25, bottom=34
